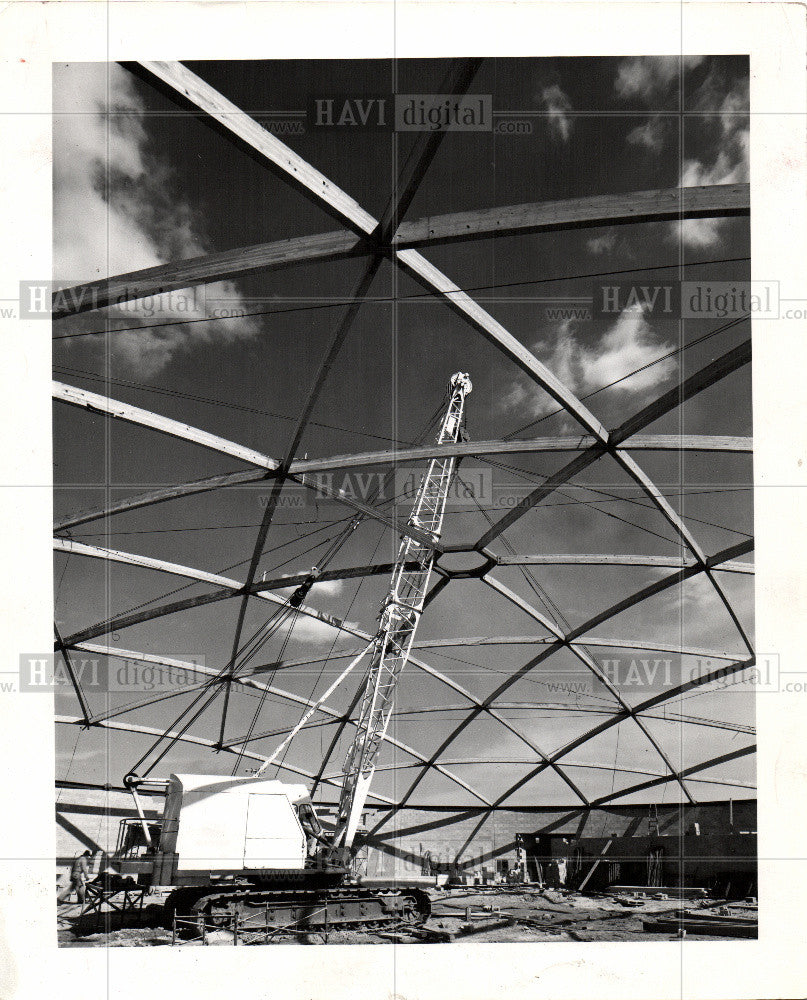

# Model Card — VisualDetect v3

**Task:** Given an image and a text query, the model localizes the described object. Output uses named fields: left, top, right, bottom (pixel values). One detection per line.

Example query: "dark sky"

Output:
left=52, top=56, right=754, bottom=808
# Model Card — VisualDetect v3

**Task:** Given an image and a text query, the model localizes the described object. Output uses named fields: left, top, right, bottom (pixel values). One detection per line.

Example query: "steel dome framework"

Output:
left=53, top=60, right=755, bottom=825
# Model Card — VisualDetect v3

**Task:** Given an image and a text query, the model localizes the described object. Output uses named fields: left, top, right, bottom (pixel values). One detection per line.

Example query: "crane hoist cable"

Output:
left=231, top=601, right=304, bottom=774
left=127, top=393, right=451, bottom=782
left=271, top=511, right=391, bottom=784
left=229, top=479, right=427, bottom=690
left=126, top=588, right=307, bottom=779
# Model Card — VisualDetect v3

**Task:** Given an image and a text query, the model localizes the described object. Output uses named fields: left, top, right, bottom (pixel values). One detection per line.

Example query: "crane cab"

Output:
left=118, top=774, right=330, bottom=888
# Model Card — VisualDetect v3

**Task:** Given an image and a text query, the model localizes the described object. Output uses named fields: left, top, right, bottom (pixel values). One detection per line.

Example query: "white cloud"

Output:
left=501, top=307, right=677, bottom=420
left=285, top=609, right=364, bottom=648
left=276, top=579, right=345, bottom=599
left=672, top=75, right=749, bottom=248
left=53, top=63, right=260, bottom=375
left=269, top=578, right=354, bottom=646
left=501, top=318, right=576, bottom=420
left=287, top=614, right=348, bottom=645
left=577, top=304, right=677, bottom=394
left=540, top=84, right=573, bottom=142
left=310, top=579, right=346, bottom=597
left=626, top=116, right=667, bottom=153
left=614, top=56, right=705, bottom=101
left=586, top=230, right=618, bottom=255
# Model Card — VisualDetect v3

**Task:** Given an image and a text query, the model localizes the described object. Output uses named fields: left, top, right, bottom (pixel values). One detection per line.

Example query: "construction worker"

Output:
left=57, top=850, right=91, bottom=905
left=297, top=804, right=327, bottom=858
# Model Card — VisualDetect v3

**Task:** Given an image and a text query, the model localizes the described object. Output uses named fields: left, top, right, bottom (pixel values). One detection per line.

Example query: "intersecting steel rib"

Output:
left=214, top=258, right=382, bottom=747
left=55, top=714, right=394, bottom=804
left=475, top=339, right=751, bottom=550
left=50, top=184, right=747, bottom=318
left=485, top=653, right=756, bottom=809
left=52, top=434, right=751, bottom=535
left=63, top=643, right=490, bottom=806
left=127, top=61, right=610, bottom=443
left=57, top=549, right=575, bottom=804
left=53, top=60, right=755, bottom=810
left=53, top=381, right=280, bottom=471
left=213, top=61, right=481, bottom=749
left=385, top=538, right=752, bottom=811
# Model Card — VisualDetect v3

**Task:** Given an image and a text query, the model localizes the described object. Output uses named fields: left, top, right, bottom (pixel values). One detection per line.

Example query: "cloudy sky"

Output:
left=52, top=56, right=753, bottom=810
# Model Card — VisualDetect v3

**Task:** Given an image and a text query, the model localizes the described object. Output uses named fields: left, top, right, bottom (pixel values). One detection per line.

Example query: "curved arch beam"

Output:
left=136, top=62, right=377, bottom=235
left=54, top=539, right=433, bottom=648
left=54, top=469, right=265, bottom=532
left=290, top=434, right=751, bottom=476
left=51, top=388, right=435, bottom=555
left=388, top=702, right=754, bottom=735
left=326, top=758, right=755, bottom=791
left=210, top=703, right=754, bottom=744
left=610, top=451, right=754, bottom=659
left=395, top=249, right=608, bottom=439
left=55, top=714, right=395, bottom=805
left=53, top=435, right=751, bottom=534
left=491, top=553, right=753, bottom=574
left=612, top=338, right=752, bottom=448
left=612, top=449, right=706, bottom=563
left=123, top=62, right=606, bottom=443
left=54, top=537, right=405, bottom=594
left=53, top=539, right=413, bottom=651
left=50, top=60, right=756, bottom=824
left=58, top=575, right=366, bottom=651
left=398, top=183, right=749, bottom=247
left=475, top=339, right=751, bottom=550
left=59, top=644, right=490, bottom=808
left=233, top=634, right=750, bottom=669
left=58, top=540, right=751, bottom=812
left=54, top=381, right=280, bottom=471
left=389, top=540, right=751, bottom=812
left=51, top=185, right=748, bottom=319
left=52, top=384, right=437, bottom=550
left=218, top=255, right=385, bottom=747
left=469, top=339, right=754, bottom=671
left=113, top=63, right=749, bottom=676
left=308, top=633, right=592, bottom=804
left=491, top=655, right=756, bottom=808
left=589, top=744, right=756, bottom=807
left=66, top=608, right=587, bottom=806
left=71, top=642, right=754, bottom=739
left=55, top=537, right=262, bottom=590
left=482, top=575, right=699, bottom=803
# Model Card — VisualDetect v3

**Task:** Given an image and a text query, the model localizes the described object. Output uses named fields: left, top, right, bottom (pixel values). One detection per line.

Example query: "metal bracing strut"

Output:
left=331, top=372, right=472, bottom=850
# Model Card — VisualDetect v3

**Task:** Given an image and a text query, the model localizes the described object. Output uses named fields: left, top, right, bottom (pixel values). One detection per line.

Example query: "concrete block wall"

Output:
left=359, top=799, right=758, bottom=882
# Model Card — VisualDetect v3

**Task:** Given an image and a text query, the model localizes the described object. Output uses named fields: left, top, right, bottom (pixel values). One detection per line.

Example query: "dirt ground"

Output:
left=57, top=887, right=756, bottom=947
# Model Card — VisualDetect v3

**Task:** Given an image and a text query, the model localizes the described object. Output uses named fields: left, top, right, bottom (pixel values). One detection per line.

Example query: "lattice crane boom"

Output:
left=331, top=372, right=473, bottom=850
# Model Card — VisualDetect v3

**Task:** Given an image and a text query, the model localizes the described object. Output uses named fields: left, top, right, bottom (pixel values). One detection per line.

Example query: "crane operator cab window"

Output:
left=297, top=802, right=324, bottom=858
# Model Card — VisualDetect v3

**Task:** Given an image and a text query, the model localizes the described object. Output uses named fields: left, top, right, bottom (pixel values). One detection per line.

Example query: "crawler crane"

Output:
left=116, top=373, right=473, bottom=934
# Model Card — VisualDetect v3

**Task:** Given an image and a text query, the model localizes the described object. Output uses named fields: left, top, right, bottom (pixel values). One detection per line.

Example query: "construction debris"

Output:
left=59, top=887, right=754, bottom=947
left=642, top=909, right=757, bottom=939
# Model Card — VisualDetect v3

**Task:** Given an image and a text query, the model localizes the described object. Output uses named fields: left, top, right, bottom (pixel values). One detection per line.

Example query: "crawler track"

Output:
left=168, top=885, right=431, bottom=936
